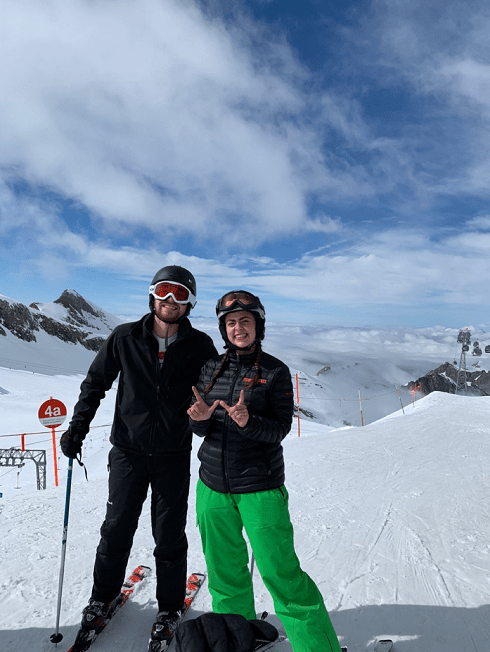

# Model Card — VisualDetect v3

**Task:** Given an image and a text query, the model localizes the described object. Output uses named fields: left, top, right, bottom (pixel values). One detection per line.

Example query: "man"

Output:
left=60, top=265, right=217, bottom=649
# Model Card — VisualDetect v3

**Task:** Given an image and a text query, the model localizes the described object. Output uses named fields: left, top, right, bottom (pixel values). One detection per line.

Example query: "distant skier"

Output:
left=60, top=265, right=217, bottom=649
left=188, top=290, right=342, bottom=652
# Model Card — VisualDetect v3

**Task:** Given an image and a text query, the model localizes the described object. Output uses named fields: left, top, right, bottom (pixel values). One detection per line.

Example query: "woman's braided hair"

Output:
left=203, top=349, right=229, bottom=395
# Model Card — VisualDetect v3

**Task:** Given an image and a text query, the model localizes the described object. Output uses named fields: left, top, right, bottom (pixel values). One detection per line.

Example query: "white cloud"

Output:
left=0, top=0, right=357, bottom=244
left=303, top=216, right=342, bottom=234
left=439, top=59, right=490, bottom=111
left=3, top=0, right=490, bottom=328
left=466, top=215, right=490, bottom=230
left=240, top=223, right=490, bottom=309
left=4, top=170, right=490, bottom=314
left=3, top=0, right=456, bottom=248
left=346, top=0, right=490, bottom=201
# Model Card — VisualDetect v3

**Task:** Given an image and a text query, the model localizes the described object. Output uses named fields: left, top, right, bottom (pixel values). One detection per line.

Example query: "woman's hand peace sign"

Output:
left=220, top=390, right=249, bottom=428
left=187, top=386, right=219, bottom=421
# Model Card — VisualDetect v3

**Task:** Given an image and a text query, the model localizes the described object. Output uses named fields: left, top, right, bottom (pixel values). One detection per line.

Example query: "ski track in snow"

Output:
left=1, top=366, right=490, bottom=651
left=284, top=397, right=490, bottom=651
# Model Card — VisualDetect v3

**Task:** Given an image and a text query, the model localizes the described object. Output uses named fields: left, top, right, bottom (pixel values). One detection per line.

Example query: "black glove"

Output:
left=60, top=428, right=83, bottom=459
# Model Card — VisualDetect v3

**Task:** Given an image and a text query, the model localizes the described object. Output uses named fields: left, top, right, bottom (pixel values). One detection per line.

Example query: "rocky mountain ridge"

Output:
left=0, top=289, right=122, bottom=351
left=409, top=361, right=490, bottom=396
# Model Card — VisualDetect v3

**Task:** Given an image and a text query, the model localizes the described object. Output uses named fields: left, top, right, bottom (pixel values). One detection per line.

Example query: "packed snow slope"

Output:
left=1, top=364, right=490, bottom=651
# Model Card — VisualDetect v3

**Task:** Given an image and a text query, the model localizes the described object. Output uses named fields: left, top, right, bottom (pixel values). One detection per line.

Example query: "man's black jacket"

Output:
left=190, top=349, right=294, bottom=493
left=69, top=313, right=217, bottom=455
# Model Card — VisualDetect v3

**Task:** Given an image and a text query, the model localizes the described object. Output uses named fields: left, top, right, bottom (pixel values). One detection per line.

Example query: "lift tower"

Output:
left=0, top=448, right=47, bottom=490
left=455, top=329, right=471, bottom=395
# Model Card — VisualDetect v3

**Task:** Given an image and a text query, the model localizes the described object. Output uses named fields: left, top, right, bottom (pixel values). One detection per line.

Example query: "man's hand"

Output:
left=187, top=386, right=219, bottom=421
left=220, top=390, right=249, bottom=428
left=60, top=429, right=83, bottom=459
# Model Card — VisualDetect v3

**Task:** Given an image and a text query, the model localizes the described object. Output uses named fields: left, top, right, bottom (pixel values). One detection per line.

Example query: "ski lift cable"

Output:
left=0, top=424, right=113, bottom=439
left=0, top=466, right=20, bottom=479
left=0, top=353, right=107, bottom=376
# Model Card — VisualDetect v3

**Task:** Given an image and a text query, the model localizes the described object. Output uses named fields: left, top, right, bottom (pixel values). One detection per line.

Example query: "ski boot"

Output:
left=81, top=599, right=113, bottom=628
left=149, top=608, right=183, bottom=651
left=71, top=598, right=115, bottom=651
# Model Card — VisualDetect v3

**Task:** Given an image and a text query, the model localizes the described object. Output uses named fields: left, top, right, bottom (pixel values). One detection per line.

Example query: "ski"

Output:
left=148, top=572, right=205, bottom=651
left=67, top=564, right=151, bottom=652
left=374, top=640, right=393, bottom=652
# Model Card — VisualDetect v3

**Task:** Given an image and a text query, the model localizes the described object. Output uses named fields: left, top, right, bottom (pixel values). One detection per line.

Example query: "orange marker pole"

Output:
left=52, top=427, right=59, bottom=487
left=21, top=433, right=25, bottom=451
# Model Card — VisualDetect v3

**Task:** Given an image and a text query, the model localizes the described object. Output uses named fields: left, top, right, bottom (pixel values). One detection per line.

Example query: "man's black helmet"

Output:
left=149, top=265, right=197, bottom=313
left=216, top=290, right=266, bottom=347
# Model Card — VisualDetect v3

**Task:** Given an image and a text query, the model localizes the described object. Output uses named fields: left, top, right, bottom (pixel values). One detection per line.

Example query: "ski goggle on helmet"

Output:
left=216, top=291, right=265, bottom=320
left=149, top=281, right=197, bottom=308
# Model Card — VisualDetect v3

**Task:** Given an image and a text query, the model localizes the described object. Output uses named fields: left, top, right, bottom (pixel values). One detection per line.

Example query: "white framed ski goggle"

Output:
left=149, top=281, right=197, bottom=307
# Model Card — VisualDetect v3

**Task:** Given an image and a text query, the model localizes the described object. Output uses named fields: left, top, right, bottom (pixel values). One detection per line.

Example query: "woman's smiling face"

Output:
left=224, top=310, right=256, bottom=349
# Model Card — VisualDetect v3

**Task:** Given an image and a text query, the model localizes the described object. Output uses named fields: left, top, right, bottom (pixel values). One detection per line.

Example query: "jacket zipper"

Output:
left=149, top=354, right=161, bottom=455
left=149, top=336, right=182, bottom=454
left=224, top=356, right=242, bottom=494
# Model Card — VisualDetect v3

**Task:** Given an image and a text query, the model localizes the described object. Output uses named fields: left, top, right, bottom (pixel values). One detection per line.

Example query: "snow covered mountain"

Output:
left=30, top=289, right=122, bottom=335
left=0, top=289, right=123, bottom=375
left=411, top=360, right=490, bottom=396
left=0, top=288, right=122, bottom=349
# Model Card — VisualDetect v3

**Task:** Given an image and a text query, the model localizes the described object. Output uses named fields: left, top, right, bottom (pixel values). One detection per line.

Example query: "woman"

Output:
left=187, top=290, right=342, bottom=652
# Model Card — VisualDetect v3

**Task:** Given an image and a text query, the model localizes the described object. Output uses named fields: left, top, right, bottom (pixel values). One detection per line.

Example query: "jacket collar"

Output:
left=228, top=348, right=257, bottom=365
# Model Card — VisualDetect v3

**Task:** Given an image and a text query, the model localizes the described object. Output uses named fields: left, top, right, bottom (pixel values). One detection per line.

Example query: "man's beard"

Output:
left=155, top=303, right=184, bottom=324
left=160, top=315, right=180, bottom=324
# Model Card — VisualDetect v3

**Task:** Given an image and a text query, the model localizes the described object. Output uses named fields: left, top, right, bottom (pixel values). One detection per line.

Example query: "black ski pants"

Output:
left=91, top=446, right=190, bottom=611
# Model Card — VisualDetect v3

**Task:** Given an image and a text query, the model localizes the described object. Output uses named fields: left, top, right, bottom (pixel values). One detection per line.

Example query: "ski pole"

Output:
left=50, top=457, right=74, bottom=645
left=250, top=553, right=255, bottom=577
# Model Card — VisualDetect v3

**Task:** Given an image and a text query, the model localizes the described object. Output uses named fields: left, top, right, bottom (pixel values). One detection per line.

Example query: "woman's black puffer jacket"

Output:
left=190, top=348, right=294, bottom=494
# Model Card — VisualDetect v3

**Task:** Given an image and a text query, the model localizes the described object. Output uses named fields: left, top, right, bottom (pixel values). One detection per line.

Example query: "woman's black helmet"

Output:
left=216, top=290, right=266, bottom=346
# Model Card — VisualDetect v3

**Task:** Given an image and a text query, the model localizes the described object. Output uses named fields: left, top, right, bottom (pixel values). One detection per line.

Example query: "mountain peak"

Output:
left=54, top=289, right=104, bottom=321
left=2, top=289, right=123, bottom=356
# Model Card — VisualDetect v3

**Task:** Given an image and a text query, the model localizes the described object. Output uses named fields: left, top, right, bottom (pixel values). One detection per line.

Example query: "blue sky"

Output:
left=2, top=0, right=490, bottom=327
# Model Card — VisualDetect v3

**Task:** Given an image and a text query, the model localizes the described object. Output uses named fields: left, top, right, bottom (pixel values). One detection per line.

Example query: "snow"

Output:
left=0, top=293, right=19, bottom=305
left=1, top=325, right=490, bottom=651
left=29, top=291, right=123, bottom=335
left=0, top=328, right=100, bottom=376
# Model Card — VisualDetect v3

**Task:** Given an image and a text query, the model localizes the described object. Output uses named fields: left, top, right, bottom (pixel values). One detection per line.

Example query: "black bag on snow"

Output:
left=175, top=612, right=279, bottom=652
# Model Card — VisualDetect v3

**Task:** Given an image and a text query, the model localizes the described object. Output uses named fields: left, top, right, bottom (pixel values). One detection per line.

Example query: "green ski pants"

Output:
left=196, top=480, right=341, bottom=652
